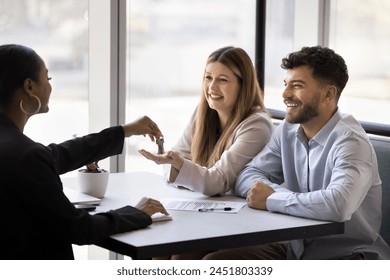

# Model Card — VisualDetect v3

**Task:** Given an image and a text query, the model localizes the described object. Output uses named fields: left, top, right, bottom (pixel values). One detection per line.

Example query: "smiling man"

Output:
left=203, top=46, right=390, bottom=260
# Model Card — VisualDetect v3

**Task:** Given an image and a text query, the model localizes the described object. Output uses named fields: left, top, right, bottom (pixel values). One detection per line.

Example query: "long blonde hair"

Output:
left=191, top=46, right=266, bottom=167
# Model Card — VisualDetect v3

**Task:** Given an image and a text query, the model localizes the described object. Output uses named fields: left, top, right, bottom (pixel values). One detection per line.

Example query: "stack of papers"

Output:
left=63, top=187, right=101, bottom=205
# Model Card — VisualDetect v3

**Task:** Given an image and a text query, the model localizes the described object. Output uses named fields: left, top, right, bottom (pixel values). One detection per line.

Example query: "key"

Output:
left=156, top=138, right=165, bottom=155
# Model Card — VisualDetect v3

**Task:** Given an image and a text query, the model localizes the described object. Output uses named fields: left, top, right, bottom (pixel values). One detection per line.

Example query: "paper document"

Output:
left=160, top=197, right=246, bottom=213
left=64, top=187, right=101, bottom=205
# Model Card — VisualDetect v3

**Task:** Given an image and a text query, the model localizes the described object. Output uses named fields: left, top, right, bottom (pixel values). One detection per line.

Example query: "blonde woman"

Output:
left=139, top=46, right=273, bottom=196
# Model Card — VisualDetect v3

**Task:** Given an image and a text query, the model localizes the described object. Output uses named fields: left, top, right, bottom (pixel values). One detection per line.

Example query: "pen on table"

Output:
left=198, top=207, right=234, bottom=212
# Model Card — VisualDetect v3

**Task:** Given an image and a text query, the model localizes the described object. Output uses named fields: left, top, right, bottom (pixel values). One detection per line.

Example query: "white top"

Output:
left=165, top=106, right=273, bottom=196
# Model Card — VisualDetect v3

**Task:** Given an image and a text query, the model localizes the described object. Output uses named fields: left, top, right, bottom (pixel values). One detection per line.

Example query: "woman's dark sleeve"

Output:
left=71, top=206, right=153, bottom=245
left=17, top=144, right=152, bottom=245
left=46, top=126, right=125, bottom=174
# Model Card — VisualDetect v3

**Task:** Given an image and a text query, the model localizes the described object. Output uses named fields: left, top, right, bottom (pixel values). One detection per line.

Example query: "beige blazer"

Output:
left=164, top=106, right=273, bottom=196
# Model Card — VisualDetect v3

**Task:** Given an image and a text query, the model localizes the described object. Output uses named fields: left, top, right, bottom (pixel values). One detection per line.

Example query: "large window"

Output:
left=328, top=0, right=390, bottom=124
left=125, top=0, right=257, bottom=174
left=0, top=0, right=89, bottom=146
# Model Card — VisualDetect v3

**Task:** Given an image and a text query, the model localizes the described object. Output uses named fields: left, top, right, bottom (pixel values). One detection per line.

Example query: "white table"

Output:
left=62, top=172, right=344, bottom=259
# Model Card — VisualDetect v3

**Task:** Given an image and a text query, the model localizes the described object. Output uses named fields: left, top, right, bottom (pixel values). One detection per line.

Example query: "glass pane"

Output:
left=264, top=0, right=295, bottom=111
left=328, top=0, right=390, bottom=124
left=0, top=0, right=89, bottom=147
left=126, top=0, right=256, bottom=174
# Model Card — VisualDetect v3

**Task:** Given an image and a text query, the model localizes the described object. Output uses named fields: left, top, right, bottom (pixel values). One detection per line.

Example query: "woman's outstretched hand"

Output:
left=138, top=149, right=184, bottom=171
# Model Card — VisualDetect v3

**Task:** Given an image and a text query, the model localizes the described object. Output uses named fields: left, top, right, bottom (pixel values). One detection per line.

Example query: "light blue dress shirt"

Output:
left=235, top=109, right=390, bottom=259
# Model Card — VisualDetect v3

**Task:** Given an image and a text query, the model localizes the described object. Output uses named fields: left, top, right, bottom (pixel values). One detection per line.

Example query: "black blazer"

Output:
left=0, top=114, right=152, bottom=259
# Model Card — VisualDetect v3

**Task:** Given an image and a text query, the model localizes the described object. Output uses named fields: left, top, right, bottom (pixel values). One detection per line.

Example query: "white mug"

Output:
left=77, top=169, right=109, bottom=198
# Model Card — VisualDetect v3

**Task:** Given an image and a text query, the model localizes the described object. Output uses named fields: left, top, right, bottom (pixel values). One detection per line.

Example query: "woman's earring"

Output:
left=19, top=99, right=29, bottom=115
left=19, top=95, right=42, bottom=115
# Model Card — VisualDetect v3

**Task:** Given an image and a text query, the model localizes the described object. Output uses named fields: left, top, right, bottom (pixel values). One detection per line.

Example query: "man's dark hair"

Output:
left=281, top=46, right=349, bottom=98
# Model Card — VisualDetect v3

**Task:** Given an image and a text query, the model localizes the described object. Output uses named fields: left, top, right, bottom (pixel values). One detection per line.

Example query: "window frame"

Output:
left=88, top=0, right=127, bottom=173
